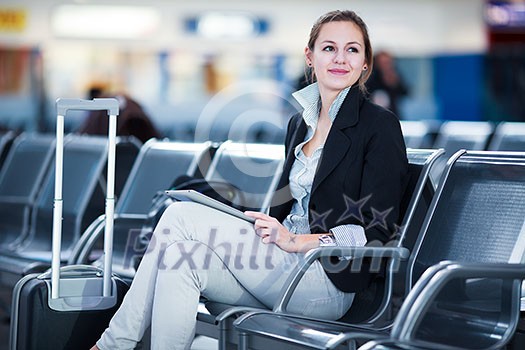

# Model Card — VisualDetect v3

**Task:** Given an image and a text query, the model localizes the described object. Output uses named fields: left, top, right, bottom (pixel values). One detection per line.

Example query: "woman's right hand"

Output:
left=244, top=211, right=300, bottom=253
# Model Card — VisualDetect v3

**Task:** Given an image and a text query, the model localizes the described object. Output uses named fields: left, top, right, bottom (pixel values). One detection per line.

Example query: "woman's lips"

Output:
left=328, top=69, right=349, bottom=75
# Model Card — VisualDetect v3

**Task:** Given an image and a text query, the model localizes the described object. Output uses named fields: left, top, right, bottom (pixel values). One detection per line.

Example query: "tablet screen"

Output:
left=165, top=189, right=256, bottom=223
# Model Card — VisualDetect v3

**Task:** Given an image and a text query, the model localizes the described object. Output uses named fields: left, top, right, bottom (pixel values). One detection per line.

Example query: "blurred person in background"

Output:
left=366, top=50, right=408, bottom=118
left=78, top=87, right=162, bottom=143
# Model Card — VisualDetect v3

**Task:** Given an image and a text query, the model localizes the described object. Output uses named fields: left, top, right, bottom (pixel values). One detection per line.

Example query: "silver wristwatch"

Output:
left=318, top=234, right=337, bottom=247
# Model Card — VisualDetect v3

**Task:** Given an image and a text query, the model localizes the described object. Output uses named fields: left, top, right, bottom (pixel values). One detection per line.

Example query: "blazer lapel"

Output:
left=270, top=116, right=307, bottom=215
left=282, top=117, right=307, bottom=179
left=312, top=86, right=361, bottom=193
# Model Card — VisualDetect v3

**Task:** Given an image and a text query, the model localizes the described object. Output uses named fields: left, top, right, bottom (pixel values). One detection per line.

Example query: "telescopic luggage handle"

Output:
left=56, top=98, right=119, bottom=116
left=51, top=98, right=119, bottom=301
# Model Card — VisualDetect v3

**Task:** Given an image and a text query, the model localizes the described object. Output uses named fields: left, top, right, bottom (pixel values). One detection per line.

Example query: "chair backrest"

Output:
left=390, top=149, right=445, bottom=291
left=433, top=121, right=494, bottom=152
left=113, top=136, right=142, bottom=198
left=400, top=121, right=433, bottom=149
left=68, top=140, right=213, bottom=279
left=487, top=122, right=525, bottom=151
left=408, top=150, right=525, bottom=291
left=341, top=148, right=444, bottom=324
left=0, top=133, right=55, bottom=247
left=0, top=130, right=16, bottom=171
left=204, top=141, right=285, bottom=212
left=21, top=135, right=109, bottom=252
left=397, top=149, right=445, bottom=250
left=83, top=136, right=142, bottom=226
left=115, top=139, right=212, bottom=215
left=430, top=121, right=494, bottom=185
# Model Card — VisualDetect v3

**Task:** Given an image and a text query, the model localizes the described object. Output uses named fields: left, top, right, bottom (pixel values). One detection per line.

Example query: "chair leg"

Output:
left=238, top=331, right=248, bottom=350
left=219, top=322, right=227, bottom=350
left=347, top=340, right=357, bottom=350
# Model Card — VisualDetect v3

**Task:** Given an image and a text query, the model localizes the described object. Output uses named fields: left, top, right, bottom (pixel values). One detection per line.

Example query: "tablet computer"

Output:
left=165, top=189, right=256, bottom=223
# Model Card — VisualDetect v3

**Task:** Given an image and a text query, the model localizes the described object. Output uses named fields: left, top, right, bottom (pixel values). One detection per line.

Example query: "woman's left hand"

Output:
left=244, top=211, right=298, bottom=253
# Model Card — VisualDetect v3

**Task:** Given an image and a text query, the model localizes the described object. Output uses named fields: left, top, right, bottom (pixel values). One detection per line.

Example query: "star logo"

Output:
left=367, top=207, right=393, bottom=230
left=389, top=223, right=405, bottom=241
left=310, top=208, right=333, bottom=232
left=338, top=194, right=371, bottom=224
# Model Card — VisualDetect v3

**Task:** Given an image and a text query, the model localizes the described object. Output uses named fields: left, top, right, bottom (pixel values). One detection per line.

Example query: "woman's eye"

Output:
left=348, top=47, right=359, bottom=53
left=322, top=46, right=335, bottom=52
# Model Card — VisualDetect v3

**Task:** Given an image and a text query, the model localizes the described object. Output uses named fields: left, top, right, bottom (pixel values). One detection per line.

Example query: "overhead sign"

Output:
left=185, top=12, right=269, bottom=39
left=0, top=8, right=26, bottom=32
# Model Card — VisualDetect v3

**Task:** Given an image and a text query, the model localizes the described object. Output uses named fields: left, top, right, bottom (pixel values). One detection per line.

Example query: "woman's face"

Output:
left=306, top=21, right=367, bottom=94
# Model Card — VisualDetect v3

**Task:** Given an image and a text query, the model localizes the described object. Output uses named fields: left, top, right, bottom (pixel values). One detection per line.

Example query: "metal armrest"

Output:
left=393, top=261, right=525, bottom=341
left=67, top=214, right=106, bottom=264
left=355, top=262, right=525, bottom=350
left=359, top=337, right=469, bottom=350
left=273, top=246, right=410, bottom=313
left=70, top=214, right=148, bottom=265
left=215, top=305, right=269, bottom=323
left=233, top=309, right=391, bottom=350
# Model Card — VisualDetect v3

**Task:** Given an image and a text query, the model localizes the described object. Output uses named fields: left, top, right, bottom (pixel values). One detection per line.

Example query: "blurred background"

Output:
left=0, top=0, right=524, bottom=142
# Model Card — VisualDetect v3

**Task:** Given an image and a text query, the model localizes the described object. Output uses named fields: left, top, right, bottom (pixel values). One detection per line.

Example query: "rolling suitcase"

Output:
left=9, top=98, right=129, bottom=350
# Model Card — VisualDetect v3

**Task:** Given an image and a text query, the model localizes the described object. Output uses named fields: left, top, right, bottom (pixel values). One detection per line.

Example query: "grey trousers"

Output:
left=97, top=201, right=354, bottom=350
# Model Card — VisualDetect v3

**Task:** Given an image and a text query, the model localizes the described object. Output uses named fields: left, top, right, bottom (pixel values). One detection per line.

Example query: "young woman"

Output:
left=92, top=9, right=408, bottom=350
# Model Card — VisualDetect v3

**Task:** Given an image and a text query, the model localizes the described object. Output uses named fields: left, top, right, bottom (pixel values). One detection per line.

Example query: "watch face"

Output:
left=319, top=234, right=336, bottom=246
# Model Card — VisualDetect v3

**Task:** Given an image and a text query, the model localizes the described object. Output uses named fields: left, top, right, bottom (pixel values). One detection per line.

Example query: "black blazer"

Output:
left=269, top=85, right=409, bottom=292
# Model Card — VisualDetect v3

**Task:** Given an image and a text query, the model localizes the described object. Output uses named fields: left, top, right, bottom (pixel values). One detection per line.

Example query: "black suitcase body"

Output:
left=10, top=98, right=129, bottom=350
left=10, top=268, right=128, bottom=349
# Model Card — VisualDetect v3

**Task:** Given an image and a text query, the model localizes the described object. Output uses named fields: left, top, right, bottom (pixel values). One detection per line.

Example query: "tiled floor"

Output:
left=0, top=320, right=217, bottom=350
left=191, top=336, right=219, bottom=350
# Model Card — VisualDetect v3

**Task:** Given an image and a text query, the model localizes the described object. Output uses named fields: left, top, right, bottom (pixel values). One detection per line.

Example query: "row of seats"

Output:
left=213, top=149, right=525, bottom=350
left=0, top=134, right=285, bottom=308
left=4, top=120, right=524, bottom=173
left=1, top=120, right=523, bottom=179
left=0, top=133, right=141, bottom=288
left=401, top=120, right=525, bottom=152
left=2, top=129, right=525, bottom=349
left=190, top=148, right=525, bottom=350
left=401, top=120, right=525, bottom=188
left=194, top=148, right=444, bottom=350
left=0, top=131, right=436, bottom=348
left=69, top=139, right=285, bottom=282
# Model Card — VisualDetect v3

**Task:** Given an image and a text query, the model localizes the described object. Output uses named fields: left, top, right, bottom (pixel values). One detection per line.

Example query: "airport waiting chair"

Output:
left=202, top=141, right=285, bottom=212
left=234, top=150, right=525, bottom=350
left=111, top=136, right=142, bottom=200
left=399, top=121, right=433, bottom=149
left=0, top=133, right=56, bottom=250
left=0, top=135, right=112, bottom=287
left=357, top=261, right=525, bottom=350
left=67, top=140, right=285, bottom=348
left=114, top=139, right=213, bottom=216
left=486, top=121, right=525, bottom=151
left=430, top=120, right=494, bottom=186
left=0, top=135, right=139, bottom=287
left=432, top=120, right=494, bottom=152
left=195, top=148, right=444, bottom=350
left=69, top=139, right=214, bottom=282
left=191, top=141, right=286, bottom=346
left=77, top=136, right=142, bottom=237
